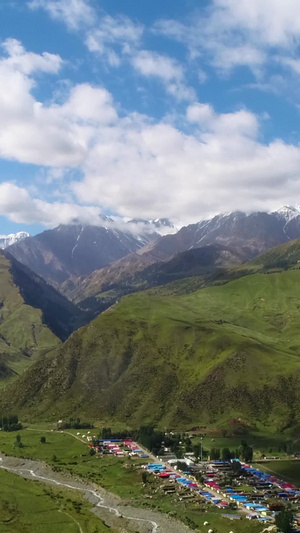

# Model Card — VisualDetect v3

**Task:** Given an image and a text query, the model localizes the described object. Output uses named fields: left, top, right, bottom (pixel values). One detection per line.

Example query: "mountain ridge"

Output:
left=5, top=261, right=300, bottom=430
left=7, top=223, right=161, bottom=286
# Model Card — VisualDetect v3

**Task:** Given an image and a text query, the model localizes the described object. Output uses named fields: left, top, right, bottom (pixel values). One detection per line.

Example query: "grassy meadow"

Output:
left=0, top=427, right=264, bottom=533
left=4, top=267, right=300, bottom=432
left=253, top=461, right=300, bottom=486
left=0, top=467, right=110, bottom=533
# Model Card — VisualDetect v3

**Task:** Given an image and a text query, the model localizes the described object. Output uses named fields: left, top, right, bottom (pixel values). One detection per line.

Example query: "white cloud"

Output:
left=2, top=38, right=62, bottom=74
left=0, top=42, right=117, bottom=166
left=28, top=0, right=96, bottom=30
left=27, top=0, right=192, bottom=102
left=155, top=0, right=300, bottom=75
left=72, top=105, right=300, bottom=224
left=186, top=103, right=215, bottom=124
left=0, top=182, right=103, bottom=226
left=86, top=14, right=144, bottom=66
left=132, top=50, right=182, bottom=81
left=132, top=50, right=195, bottom=101
left=3, top=41, right=300, bottom=227
left=62, top=83, right=117, bottom=124
left=212, top=0, right=300, bottom=48
left=278, top=57, right=300, bottom=75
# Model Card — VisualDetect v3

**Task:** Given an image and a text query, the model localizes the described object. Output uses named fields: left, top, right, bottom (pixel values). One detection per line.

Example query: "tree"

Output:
left=101, top=427, right=112, bottom=439
left=174, top=447, right=183, bottom=459
left=232, top=460, right=242, bottom=475
left=141, top=471, right=148, bottom=484
left=193, top=444, right=201, bottom=460
left=239, top=442, right=253, bottom=462
left=210, top=448, right=220, bottom=460
left=14, top=434, right=23, bottom=448
left=275, top=509, right=293, bottom=533
left=221, top=447, right=231, bottom=461
left=40, top=436, right=46, bottom=444
left=243, top=445, right=253, bottom=462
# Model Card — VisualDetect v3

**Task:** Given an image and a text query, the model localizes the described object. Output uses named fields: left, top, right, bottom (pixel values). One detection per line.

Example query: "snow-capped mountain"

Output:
left=127, top=217, right=179, bottom=236
left=6, top=223, right=161, bottom=285
left=272, top=205, right=300, bottom=222
left=7, top=205, right=300, bottom=291
left=139, top=206, right=300, bottom=262
left=0, top=232, right=29, bottom=250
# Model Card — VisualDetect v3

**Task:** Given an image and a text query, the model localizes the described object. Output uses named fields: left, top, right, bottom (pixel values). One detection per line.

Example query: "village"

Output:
left=70, top=432, right=300, bottom=532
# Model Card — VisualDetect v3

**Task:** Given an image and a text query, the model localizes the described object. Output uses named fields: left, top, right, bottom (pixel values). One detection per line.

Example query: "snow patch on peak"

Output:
left=0, top=231, right=29, bottom=249
left=272, top=205, right=300, bottom=222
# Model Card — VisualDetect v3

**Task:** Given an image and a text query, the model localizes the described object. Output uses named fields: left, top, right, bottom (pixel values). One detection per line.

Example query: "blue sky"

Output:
left=1, top=0, right=300, bottom=235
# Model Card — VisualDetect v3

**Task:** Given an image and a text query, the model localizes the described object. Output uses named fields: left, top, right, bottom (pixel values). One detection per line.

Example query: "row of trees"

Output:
left=0, top=414, right=22, bottom=432
left=210, top=443, right=253, bottom=462
left=98, top=426, right=256, bottom=462
left=58, top=418, right=93, bottom=430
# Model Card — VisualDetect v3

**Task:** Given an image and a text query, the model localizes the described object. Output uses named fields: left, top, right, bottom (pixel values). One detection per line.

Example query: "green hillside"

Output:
left=249, top=237, right=300, bottom=270
left=68, top=244, right=244, bottom=317
left=5, top=266, right=300, bottom=431
left=0, top=254, right=59, bottom=384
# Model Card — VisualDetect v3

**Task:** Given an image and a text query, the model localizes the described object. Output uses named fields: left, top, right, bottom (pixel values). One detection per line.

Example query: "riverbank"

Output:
left=0, top=454, right=193, bottom=533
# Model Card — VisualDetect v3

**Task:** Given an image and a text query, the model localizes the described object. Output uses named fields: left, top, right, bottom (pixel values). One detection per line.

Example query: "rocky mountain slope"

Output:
left=66, top=244, right=244, bottom=315
left=7, top=207, right=300, bottom=295
left=4, top=243, right=300, bottom=430
left=58, top=207, right=300, bottom=309
left=7, top=221, right=162, bottom=286
left=139, top=207, right=300, bottom=262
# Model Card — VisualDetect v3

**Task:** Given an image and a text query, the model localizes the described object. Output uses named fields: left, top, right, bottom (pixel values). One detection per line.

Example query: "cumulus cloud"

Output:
left=3, top=40, right=300, bottom=227
left=0, top=182, right=178, bottom=234
left=0, top=42, right=117, bottom=166
left=72, top=106, right=300, bottom=224
left=28, top=0, right=96, bottom=30
left=86, top=14, right=144, bottom=66
left=155, top=0, right=300, bottom=75
left=2, top=38, right=63, bottom=74
left=131, top=50, right=195, bottom=101
left=0, top=182, right=103, bottom=226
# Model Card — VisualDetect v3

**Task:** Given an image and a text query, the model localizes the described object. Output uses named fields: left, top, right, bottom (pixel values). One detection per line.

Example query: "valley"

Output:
left=3, top=0, right=300, bottom=529
left=1, top=210, right=300, bottom=532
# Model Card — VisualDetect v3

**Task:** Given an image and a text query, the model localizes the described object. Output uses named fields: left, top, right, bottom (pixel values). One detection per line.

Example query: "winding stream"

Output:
left=0, top=456, right=192, bottom=533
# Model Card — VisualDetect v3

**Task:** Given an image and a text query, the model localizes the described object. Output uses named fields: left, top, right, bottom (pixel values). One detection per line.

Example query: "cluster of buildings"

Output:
left=88, top=438, right=149, bottom=459
left=145, top=458, right=300, bottom=527
left=82, top=434, right=300, bottom=529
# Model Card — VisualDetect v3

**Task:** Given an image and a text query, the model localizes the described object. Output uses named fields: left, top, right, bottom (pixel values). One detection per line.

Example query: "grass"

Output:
left=0, top=427, right=263, bottom=533
left=192, top=432, right=300, bottom=459
left=6, top=266, right=300, bottom=433
left=253, top=461, right=300, bottom=486
left=0, top=254, right=59, bottom=384
left=0, top=467, right=111, bottom=532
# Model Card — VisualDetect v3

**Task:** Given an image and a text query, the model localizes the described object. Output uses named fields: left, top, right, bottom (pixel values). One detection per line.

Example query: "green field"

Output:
left=0, top=467, right=111, bottom=532
left=253, top=460, right=300, bottom=486
left=192, top=431, right=300, bottom=460
left=0, top=428, right=263, bottom=533
left=5, top=267, right=300, bottom=434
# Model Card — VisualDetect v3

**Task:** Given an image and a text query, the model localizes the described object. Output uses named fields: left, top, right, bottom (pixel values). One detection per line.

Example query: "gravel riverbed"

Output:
left=0, top=454, right=193, bottom=533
